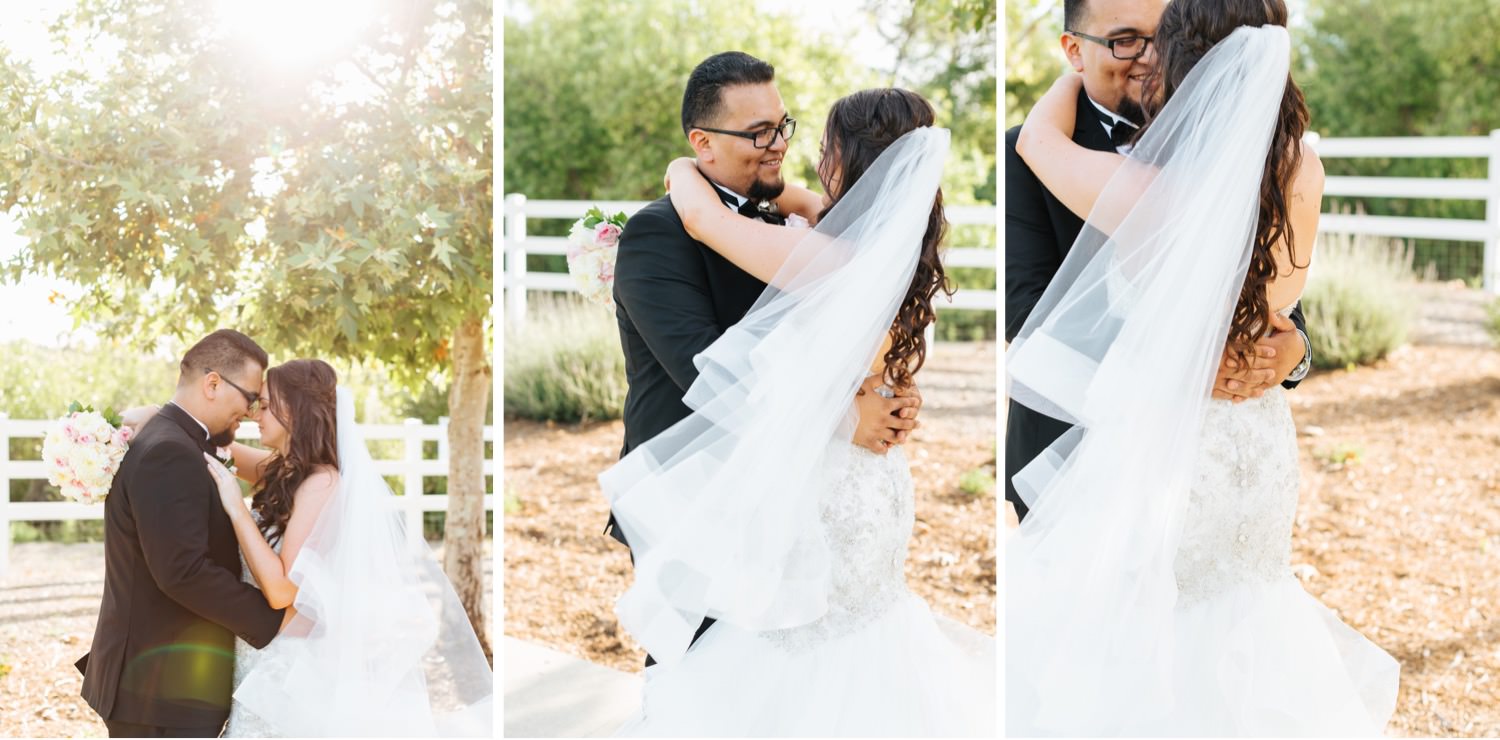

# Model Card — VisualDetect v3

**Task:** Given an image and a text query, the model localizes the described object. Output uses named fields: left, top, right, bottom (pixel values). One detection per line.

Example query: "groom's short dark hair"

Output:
left=1064, top=0, right=1087, bottom=30
left=178, top=329, right=268, bottom=386
left=681, top=52, right=776, bottom=136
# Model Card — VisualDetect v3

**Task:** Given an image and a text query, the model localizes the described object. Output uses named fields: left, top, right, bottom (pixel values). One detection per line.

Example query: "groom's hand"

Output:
left=1212, top=313, right=1306, bottom=403
left=853, top=375, right=920, bottom=455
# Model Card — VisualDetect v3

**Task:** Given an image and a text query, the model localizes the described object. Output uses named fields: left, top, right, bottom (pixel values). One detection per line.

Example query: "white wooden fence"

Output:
left=0, top=415, right=495, bottom=578
left=1308, top=130, right=1500, bottom=291
left=502, top=194, right=997, bottom=324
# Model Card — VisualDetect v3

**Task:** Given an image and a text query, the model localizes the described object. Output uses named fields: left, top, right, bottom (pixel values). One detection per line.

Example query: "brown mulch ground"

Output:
left=999, top=281, right=1500, bottom=737
left=501, top=341, right=998, bottom=673
left=0, top=540, right=493, bottom=738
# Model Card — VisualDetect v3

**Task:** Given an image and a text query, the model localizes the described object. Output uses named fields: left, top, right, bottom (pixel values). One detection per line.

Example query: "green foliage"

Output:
left=11, top=520, right=105, bottom=544
left=1004, top=0, right=1066, bottom=128
left=0, top=340, right=177, bottom=420
left=503, top=295, right=627, bottom=422
left=1298, top=0, right=1500, bottom=283
left=0, top=0, right=492, bottom=392
left=503, top=487, right=522, bottom=515
left=504, top=0, right=995, bottom=209
left=1302, top=232, right=1417, bottom=370
left=958, top=467, right=995, bottom=497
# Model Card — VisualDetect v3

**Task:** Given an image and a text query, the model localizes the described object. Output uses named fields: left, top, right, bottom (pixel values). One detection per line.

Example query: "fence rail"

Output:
left=1308, top=130, right=1500, bottom=291
left=502, top=195, right=996, bottom=324
left=0, top=415, right=495, bottom=577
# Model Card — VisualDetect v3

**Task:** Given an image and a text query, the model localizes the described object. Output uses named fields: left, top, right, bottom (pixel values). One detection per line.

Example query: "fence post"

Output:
left=0, top=413, right=10, bottom=579
left=1486, top=130, right=1500, bottom=293
left=504, top=193, right=530, bottom=325
left=402, top=418, right=425, bottom=551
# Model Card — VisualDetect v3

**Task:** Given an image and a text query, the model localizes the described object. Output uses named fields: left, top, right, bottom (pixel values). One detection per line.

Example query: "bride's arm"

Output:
left=206, top=456, right=337, bottom=611
left=665, top=157, right=826, bottom=285
left=1014, top=73, right=1128, bottom=220
left=772, top=182, right=825, bottom=223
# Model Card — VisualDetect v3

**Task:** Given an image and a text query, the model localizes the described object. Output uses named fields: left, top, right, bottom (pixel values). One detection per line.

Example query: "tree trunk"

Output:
left=444, top=314, right=492, bottom=662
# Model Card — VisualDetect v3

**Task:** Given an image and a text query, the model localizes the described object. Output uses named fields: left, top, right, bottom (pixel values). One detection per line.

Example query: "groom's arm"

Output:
left=131, top=444, right=285, bottom=649
left=615, top=207, right=724, bottom=390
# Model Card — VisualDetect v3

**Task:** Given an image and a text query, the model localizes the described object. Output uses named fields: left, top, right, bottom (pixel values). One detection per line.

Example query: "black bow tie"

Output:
left=738, top=199, right=770, bottom=218
left=1110, top=121, right=1138, bottom=149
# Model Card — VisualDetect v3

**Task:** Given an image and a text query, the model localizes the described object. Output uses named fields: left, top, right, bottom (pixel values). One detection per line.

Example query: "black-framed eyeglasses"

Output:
left=208, top=368, right=261, bottom=414
left=1068, top=30, right=1153, bottom=60
left=693, top=116, right=796, bottom=149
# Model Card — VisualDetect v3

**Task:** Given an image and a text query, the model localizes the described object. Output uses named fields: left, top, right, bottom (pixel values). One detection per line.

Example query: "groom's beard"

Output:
left=747, top=177, right=785, bottom=202
left=208, top=426, right=238, bottom=449
left=1116, top=96, right=1147, bottom=127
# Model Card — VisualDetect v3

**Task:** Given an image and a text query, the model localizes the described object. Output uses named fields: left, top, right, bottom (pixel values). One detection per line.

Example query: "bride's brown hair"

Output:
left=1138, top=0, right=1309, bottom=366
left=818, top=88, right=953, bottom=390
left=252, top=359, right=339, bottom=546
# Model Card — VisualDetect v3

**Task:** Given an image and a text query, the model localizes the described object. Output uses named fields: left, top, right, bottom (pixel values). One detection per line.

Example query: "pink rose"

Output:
left=594, top=222, right=622, bottom=247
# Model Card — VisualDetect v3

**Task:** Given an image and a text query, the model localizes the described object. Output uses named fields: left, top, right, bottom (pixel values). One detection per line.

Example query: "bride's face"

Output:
left=254, top=382, right=290, bottom=453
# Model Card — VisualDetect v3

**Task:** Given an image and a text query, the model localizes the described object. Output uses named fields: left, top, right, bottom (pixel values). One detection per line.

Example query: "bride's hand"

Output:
left=205, top=452, right=250, bottom=518
left=664, top=157, right=698, bottom=192
left=120, top=404, right=160, bottom=432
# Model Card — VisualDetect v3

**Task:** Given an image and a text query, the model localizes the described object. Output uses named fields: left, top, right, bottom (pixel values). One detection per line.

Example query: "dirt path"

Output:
left=502, top=341, right=998, bottom=672
left=0, top=540, right=492, bottom=738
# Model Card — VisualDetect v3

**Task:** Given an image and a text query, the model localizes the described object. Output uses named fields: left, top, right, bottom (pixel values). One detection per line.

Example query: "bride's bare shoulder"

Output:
left=1293, top=140, right=1326, bottom=198
left=296, top=465, right=340, bottom=499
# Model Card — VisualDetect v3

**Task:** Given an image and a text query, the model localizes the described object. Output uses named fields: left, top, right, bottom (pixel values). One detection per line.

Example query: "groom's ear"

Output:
left=1061, top=33, right=1085, bottom=73
left=688, top=129, right=716, bottom=163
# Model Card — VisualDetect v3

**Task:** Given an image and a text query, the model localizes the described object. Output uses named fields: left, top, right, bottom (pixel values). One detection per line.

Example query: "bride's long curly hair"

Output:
left=1137, top=0, right=1309, bottom=366
left=817, top=88, right=953, bottom=391
left=252, top=359, right=339, bottom=546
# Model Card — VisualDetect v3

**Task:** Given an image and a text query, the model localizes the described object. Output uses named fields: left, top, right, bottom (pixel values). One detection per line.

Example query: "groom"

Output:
left=607, top=51, right=923, bottom=665
left=1005, top=0, right=1313, bottom=521
left=77, top=329, right=286, bottom=738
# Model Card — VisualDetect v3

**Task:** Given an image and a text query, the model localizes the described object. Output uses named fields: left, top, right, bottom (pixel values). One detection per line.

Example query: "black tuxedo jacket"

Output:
left=1004, top=89, right=1307, bottom=520
left=605, top=187, right=779, bottom=547
left=77, top=402, right=284, bottom=729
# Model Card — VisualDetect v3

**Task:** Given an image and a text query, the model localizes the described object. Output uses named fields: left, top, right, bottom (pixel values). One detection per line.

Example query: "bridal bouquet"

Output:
left=566, top=206, right=627, bottom=310
left=42, top=403, right=134, bottom=505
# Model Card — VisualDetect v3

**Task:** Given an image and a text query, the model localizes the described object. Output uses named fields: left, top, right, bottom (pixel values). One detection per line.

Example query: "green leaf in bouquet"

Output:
left=68, top=401, right=84, bottom=414
left=102, top=407, right=123, bottom=428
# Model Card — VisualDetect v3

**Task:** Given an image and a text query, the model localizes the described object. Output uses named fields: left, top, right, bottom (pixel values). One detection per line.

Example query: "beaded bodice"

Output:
left=764, top=443, right=915, bottom=651
left=1174, top=386, right=1300, bottom=605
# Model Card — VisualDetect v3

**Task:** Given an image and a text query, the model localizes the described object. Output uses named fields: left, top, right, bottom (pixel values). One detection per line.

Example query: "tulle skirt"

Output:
left=617, top=592, right=996, bottom=737
left=1007, top=576, right=1399, bottom=736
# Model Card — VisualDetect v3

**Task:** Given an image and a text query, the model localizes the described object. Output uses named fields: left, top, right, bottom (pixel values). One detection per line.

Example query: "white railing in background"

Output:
left=502, top=195, right=997, bottom=324
left=0, top=415, right=495, bottom=577
left=1308, top=130, right=1500, bottom=291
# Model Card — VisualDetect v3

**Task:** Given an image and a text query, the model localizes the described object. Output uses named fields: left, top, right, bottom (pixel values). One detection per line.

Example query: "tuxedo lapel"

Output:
left=158, top=402, right=216, bottom=454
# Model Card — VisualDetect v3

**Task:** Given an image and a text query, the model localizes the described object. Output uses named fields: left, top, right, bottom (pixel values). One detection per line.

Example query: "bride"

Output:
left=600, top=89, right=995, bottom=736
left=127, top=360, right=492, bottom=736
left=1005, top=0, right=1398, bottom=735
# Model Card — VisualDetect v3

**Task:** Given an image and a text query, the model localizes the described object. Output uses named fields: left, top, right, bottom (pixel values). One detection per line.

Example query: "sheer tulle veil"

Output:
left=1006, top=25, right=1297, bottom=733
left=600, top=126, right=951, bottom=667
left=233, top=388, right=493, bottom=736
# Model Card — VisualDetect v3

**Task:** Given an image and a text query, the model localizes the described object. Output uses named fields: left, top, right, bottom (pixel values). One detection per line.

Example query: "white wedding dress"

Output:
left=1150, top=305, right=1398, bottom=735
left=1005, top=27, right=1398, bottom=735
left=223, top=518, right=279, bottom=738
left=617, top=440, right=995, bottom=737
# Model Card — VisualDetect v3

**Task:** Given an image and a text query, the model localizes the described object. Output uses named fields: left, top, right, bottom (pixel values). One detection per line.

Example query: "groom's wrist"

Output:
left=1285, top=329, right=1312, bottom=383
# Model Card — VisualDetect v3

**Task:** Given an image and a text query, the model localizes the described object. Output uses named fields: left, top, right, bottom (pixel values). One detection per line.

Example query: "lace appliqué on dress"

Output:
left=1174, top=388, right=1301, bottom=606
left=763, top=444, right=915, bottom=653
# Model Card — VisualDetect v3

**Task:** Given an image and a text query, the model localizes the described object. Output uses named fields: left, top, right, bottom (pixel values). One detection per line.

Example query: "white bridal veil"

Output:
left=1006, top=25, right=1295, bottom=732
left=233, top=388, right=493, bottom=736
left=600, top=127, right=951, bottom=666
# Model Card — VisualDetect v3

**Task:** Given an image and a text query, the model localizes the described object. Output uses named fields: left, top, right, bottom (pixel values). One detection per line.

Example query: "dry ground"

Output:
left=502, top=341, right=998, bottom=673
left=0, top=540, right=493, bottom=738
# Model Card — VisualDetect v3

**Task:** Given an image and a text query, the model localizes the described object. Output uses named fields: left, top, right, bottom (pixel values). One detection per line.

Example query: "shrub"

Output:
left=1302, top=232, right=1417, bottom=370
left=503, top=295, right=627, bottom=422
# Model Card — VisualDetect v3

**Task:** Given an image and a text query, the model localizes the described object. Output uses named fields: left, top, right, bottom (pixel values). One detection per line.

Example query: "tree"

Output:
left=0, top=0, right=494, bottom=657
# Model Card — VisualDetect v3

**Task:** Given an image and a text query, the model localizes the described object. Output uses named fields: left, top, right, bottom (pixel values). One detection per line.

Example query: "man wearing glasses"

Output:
left=78, top=329, right=287, bottom=738
left=1004, top=0, right=1312, bottom=524
left=606, top=51, right=923, bottom=667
